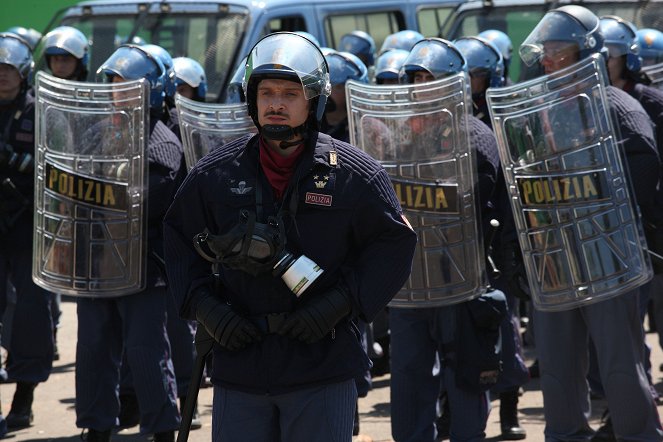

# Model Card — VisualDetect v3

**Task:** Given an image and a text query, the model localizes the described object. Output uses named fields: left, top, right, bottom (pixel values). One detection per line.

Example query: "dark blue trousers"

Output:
left=389, top=306, right=489, bottom=442
left=0, top=219, right=54, bottom=383
left=211, top=379, right=357, bottom=442
left=75, top=286, right=180, bottom=434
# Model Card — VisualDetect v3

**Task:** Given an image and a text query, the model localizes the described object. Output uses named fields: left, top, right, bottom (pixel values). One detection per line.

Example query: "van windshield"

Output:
left=47, top=3, right=249, bottom=101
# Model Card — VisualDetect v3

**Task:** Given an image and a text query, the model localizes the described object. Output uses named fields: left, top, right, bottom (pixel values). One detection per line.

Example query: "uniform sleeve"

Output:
left=340, top=168, right=417, bottom=322
left=617, top=107, right=660, bottom=210
left=163, top=171, right=217, bottom=320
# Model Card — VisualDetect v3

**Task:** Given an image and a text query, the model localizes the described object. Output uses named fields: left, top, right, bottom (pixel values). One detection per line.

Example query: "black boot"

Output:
left=591, top=410, right=616, bottom=442
left=500, top=390, right=526, bottom=440
left=6, top=382, right=36, bottom=429
left=153, top=430, right=175, bottom=442
left=118, top=393, right=140, bottom=429
left=83, top=429, right=112, bottom=442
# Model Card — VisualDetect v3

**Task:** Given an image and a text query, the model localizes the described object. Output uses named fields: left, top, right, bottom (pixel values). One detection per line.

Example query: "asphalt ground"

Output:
left=2, top=298, right=663, bottom=441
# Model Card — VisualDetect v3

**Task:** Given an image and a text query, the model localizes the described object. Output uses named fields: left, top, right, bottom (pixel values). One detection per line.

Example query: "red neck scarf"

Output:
left=259, top=137, right=305, bottom=200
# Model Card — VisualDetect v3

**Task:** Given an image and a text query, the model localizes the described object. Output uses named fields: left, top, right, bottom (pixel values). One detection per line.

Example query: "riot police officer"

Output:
left=75, top=44, right=182, bottom=442
left=173, top=57, right=207, bottom=102
left=389, top=37, right=506, bottom=442
left=41, top=24, right=91, bottom=363
left=321, top=50, right=368, bottom=141
left=163, top=31, right=416, bottom=442
left=115, top=44, right=201, bottom=432
left=584, top=15, right=663, bottom=439
left=43, top=26, right=89, bottom=81
left=478, top=29, right=513, bottom=83
left=456, top=35, right=530, bottom=441
left=339, top=30, right=376, bottom=69
left=373, top=48, right=409, bottom=85
left=0, top=32, right=53, bottom=432
left=455, top=36, right=505, bottom=127
left=517, top=5, right=663, bottom=440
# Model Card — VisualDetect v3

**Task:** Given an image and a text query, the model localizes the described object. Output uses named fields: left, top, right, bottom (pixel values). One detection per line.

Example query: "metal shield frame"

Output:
left=33, top=71, right=149, bottom=297
left=175, top=94, right=256, bottom=171
left=347, top=73, right=487, bottom=308
left=487, top=54, right=651, bottom=312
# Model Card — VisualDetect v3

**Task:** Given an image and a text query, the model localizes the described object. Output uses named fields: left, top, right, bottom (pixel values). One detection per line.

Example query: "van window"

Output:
left=58, top=9, right=248, bottom=101
left=417, top=6, right=455, bottom=38
left=268, top=16, right=307, bottom=33
left=324, top=11, right=403, bottom=51
left=445, top=8, right=546, bottom=82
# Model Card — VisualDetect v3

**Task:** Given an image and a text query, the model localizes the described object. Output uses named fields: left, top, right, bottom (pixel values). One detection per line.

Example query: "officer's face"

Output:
left=176, top=83, right=196, bottom=100
left=49, top=54, right=79, bottom=80
left=0, top=63, right=22, bottom=99
left=329, top=84, right=346, bottom=112
left=470, top=70, right=490, bottom=95
left=541, top=41, right=579, bottom=74
left=413, top=71, right=435, bottom=84
left=256, top=78, right=309, bottom=131
left=111, top=75, right=140, bottom=107
left=606, top=54, right=627, bottom=87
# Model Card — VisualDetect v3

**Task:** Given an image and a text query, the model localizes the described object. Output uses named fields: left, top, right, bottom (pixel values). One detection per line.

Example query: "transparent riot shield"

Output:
left=643, top=62, right=663, bottom=91
left=33, top=71, right=149, bottom=297
left=486, top=54, right=651, bottom=312
left=175, top=94, right=256, bottom=171
left=347, top=73, right=486, bottom=307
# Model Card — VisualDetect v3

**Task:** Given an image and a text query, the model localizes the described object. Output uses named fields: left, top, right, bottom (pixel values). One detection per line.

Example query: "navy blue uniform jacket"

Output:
left=163, top=131, right=417, bottom=394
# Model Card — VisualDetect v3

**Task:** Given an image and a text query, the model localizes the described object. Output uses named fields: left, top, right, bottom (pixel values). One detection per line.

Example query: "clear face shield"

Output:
left=44, top=27, right=88, bottom=60
left=244, top=33, right=331, bottom=100
left=0, top=35, right=31, bottom=79
left=520, top=12, right=595, bottom=67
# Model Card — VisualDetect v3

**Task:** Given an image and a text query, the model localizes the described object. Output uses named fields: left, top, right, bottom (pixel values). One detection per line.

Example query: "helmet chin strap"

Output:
left=261, top=124, right=307, bottom=149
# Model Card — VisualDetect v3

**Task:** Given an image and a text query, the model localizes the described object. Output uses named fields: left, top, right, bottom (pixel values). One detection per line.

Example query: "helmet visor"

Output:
left=0, top=35, right=31, bottom=77
left=245, top=33, right=330, bottom=100
left=44, top=27, right=88, bottom=59
left=520, top=11, right=589, bottom=66
left=97, top=46, right=161, bottom=81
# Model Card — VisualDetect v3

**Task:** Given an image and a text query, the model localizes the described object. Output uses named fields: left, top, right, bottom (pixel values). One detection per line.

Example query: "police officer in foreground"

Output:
left=75, top=44, right=182, bottom=442
left=0, top=33, right=54, bottom=432
left=516, top=5, right=663, bottom=440
left=387, top=38, right=506, bottom=442
left=163, top=32, right=416, bottom=441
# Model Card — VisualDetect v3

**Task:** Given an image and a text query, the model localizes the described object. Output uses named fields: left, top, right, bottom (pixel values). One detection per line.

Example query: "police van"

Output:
left=40, top=0, right=663, bottom=100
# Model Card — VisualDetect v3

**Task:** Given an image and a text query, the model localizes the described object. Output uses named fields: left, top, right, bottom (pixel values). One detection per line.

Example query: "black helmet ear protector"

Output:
left=244, top=32, right=330, bottom=148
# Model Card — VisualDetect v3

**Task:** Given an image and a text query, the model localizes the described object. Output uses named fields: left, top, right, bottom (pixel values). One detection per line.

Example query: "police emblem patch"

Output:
left=305, top=192, right=332, bottom=206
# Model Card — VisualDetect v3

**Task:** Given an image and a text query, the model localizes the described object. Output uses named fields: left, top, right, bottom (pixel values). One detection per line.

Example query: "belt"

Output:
left=250, top=312, right=288, bottom=333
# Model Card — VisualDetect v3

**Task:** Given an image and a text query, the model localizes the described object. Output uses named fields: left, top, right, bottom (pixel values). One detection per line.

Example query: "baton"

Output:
left=177, top=324, right=214, bottom=442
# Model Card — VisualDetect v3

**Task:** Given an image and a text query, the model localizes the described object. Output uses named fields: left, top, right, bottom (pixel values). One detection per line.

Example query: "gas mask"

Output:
left=194, top=209, right=323, bottom=296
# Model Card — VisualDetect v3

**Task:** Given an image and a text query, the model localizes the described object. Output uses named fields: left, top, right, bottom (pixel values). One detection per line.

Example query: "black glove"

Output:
left=277, top=288, right=352, bottom=344
left=196, top=295, right=262, bottom=351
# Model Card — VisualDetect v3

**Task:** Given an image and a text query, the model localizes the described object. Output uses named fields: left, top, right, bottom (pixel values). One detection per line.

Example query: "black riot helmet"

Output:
left=520, top=5, right=606, bottom=67
left=243, top=32, right=331, bottom=141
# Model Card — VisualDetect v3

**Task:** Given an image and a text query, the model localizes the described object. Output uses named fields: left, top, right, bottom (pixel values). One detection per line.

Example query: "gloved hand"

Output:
left=196, top=295, right=262, bottom=351
left=277, top=288, right=352, bottom=344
